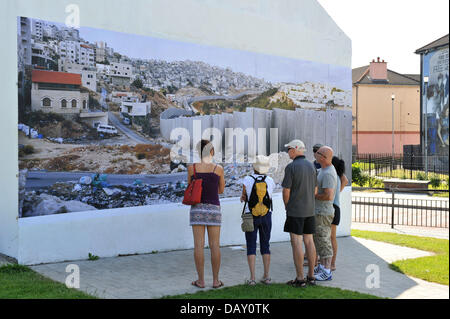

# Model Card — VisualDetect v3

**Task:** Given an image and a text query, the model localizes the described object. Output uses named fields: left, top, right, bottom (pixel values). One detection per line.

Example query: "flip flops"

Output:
left=306, top=276, right=316, bottom=286
left=213, top=280, right=224, bottom=289
left=191, top=280, right=205, bottom=288
left=246, top=279, right=257, bottom=286
left=286, top=278, right=307, bottom=288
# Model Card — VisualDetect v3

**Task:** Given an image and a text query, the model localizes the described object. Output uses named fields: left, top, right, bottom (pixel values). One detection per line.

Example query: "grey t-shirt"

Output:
left=315, top=165, right=337, bottom=216
left=281, top=156, right=317, bottom=218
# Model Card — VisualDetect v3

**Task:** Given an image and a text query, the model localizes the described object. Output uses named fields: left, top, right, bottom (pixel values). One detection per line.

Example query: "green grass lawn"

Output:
left=352, top=230, right=449, bottom=285
left=164, top=283, right=382, bottom=299
left=0, top=264, right=96, bottom=299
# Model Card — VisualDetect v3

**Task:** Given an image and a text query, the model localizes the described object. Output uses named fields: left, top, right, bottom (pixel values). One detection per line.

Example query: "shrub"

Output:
left=429, top=176, right=442, bottom=188
left=23, top=145, right=34, bottom=155
left=416, top=172, right=426, bottom=181
left=368, top=177, right=383, bottom=188
left=352, top=163, right=369, bottom=186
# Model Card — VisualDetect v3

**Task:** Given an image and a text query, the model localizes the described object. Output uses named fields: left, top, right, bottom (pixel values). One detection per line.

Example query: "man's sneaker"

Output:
left=315, top=269, right=332, bottom=281
left=314, top=264, right=324, bottom=275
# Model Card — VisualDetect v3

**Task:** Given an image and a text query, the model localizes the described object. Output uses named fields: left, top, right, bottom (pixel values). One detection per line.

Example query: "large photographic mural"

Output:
left=422, top=47, right=449, bottom=156
left=17, top=16, right=351, bottom=218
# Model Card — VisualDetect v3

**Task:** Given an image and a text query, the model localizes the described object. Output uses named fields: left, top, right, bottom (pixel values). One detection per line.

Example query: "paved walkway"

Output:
left=352, top=222, right=449, bottom=239
left=30, top=236, right=449, bottom=299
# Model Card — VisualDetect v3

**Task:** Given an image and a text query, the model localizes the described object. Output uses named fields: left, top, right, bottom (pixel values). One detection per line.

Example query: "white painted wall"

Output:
left=0, top=3, right=19, bottom=259
left=1, top=0, right=351, bottom=262
left=18, top=188, right=351, bottom=265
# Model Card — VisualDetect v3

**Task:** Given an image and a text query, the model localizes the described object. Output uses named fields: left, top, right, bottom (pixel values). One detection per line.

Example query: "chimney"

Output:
left=369, top=57, right=388, bottom=81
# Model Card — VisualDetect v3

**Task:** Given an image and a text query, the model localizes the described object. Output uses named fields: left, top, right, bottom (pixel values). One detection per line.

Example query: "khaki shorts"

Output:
left=313, top=214, right=334, bottom=259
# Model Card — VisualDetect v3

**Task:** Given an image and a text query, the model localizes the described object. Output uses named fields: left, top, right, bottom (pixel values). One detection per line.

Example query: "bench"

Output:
left=383, top=179, right=430, bottom=190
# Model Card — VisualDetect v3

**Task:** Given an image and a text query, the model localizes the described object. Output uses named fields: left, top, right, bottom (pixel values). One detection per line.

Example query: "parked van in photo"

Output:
left=97, top=124, right=118, bottom=135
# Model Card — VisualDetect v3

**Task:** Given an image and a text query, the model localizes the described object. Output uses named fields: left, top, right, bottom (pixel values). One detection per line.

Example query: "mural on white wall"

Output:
left=17, top=16, right=351, bottom=218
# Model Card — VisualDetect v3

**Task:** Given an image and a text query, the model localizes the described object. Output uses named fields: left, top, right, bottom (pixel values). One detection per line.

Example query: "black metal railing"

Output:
left=352, top=187, right=449, bottom=228
left=353, top=153, right=449, bottom=190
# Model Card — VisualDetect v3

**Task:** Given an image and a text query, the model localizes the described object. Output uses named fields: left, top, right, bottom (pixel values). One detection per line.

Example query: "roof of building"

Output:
left=352, top=66, right=420, bottom=86
left=415, top=34, right=449, bottom=54
left=32, top=70, right=82, bottom=85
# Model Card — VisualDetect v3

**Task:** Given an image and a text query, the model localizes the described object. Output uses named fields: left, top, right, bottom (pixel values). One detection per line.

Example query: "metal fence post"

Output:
left=391, top=188, right=395, bottom=229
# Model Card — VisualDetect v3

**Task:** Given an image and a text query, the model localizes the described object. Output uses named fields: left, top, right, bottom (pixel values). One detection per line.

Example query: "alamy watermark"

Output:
left=169, top=121, right=280, bottom=165
left=65, top=4, right=80, bottom=29
left=365, top=264, right=380, bottom=289
left=65, top=264, right=80, bottom=289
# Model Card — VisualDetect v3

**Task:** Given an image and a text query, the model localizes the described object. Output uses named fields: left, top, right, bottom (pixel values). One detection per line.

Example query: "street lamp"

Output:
left=423, top=76, right=429, bottom=177
left=392, top=94, right=395, bottom=173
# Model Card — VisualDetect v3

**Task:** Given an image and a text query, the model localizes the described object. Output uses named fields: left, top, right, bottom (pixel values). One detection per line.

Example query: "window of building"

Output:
left=61, top=99, right=67, bottom=108
left=83, top=100, right=87, bottom=109
left=43, top=98, right=51, bottom=107
left=72, top=99, right=77, bottom=108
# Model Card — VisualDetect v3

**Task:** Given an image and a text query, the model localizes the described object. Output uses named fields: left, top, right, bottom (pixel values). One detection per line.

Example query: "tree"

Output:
left=132, top=78, right=143, bottom=89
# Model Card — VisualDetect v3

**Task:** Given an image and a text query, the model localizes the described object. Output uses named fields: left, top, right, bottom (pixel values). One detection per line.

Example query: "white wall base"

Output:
left=17, top=187, right=351, bottom=265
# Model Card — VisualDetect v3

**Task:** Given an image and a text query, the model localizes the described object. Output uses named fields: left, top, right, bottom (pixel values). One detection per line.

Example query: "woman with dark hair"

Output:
left=330, top=156, right=348, bottom=271
left=188, top=139, right=225, bottom=289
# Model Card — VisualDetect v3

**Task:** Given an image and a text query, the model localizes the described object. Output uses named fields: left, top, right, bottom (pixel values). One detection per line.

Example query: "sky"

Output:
left=317, top=0, right=449, bottom=74
left=28, top=18, right=352, bottom=89
left=79, top=24, right=351, bottom=89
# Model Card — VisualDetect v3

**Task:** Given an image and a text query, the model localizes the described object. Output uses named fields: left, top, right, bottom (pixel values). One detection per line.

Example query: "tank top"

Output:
left=194, top=164, right=220, bottom=206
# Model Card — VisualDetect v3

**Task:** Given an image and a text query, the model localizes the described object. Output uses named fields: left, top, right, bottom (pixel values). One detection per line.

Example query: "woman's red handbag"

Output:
left=182, top=164, right=203, bottom=205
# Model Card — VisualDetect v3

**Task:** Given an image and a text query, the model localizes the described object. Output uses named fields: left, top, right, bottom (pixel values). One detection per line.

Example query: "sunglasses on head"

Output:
left=316, top=151, right=327, bottom=159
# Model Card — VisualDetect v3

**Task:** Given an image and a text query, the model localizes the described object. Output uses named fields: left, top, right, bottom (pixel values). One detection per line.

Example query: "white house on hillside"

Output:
left=59, top=60, right=97, bottom=92
left=121, top=100, right=151, bottom=117
left=31, top=69, right=89, bottom=116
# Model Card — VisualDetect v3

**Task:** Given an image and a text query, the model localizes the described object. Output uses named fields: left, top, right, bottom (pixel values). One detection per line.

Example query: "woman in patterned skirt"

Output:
left=189, top=139, right=225, bottom=289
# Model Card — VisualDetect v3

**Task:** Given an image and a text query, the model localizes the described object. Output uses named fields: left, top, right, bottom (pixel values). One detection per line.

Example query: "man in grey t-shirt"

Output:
left=313, top=146, right=337, bottom=281
left=281, top=139, right=317, bottom=286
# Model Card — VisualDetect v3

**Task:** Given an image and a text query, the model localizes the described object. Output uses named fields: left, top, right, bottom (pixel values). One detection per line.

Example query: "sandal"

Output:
left=260, top=277, right=272, bottom=285
left=191, top=280, right=205, bottom=288
left=246, top=279, right=257, bottom=286
left=213, top=280, right=224, bottom=289
left=286, top=278, right=306, bottom=288
left=306, top=276, right=316, bottom=286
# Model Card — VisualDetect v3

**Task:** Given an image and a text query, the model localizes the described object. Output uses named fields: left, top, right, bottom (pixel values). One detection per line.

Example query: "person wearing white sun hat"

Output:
left=240, top=155, right=275, bottom=286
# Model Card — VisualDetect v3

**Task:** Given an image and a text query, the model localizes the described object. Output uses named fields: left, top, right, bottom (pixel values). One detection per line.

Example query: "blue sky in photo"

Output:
left=25, top=17, right=351, bottom=90
left=80, top=26, right=351, bottom=90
